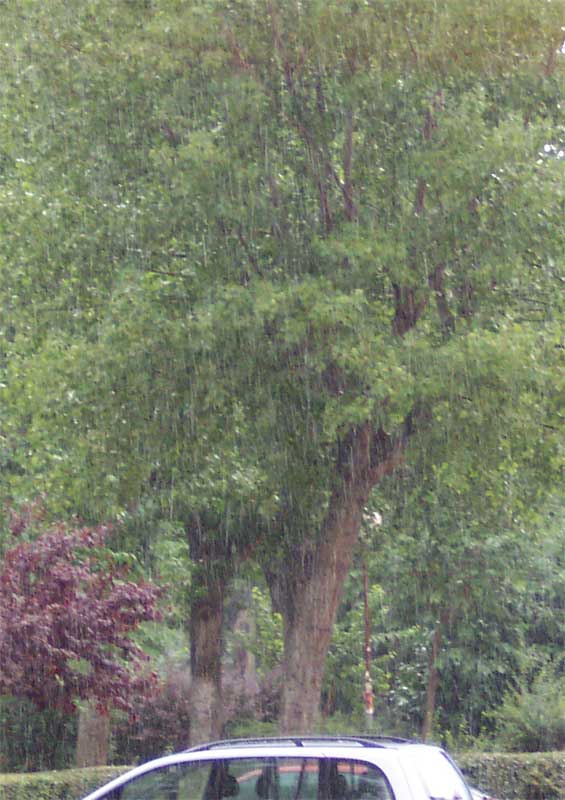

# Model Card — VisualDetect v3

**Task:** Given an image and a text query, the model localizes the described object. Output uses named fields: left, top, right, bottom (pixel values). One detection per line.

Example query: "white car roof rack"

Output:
left=185, top=735, right=414, bottom=753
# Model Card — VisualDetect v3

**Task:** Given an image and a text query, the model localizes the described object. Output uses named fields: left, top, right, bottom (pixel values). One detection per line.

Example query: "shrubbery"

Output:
left=0, top=511, right=165, bottom=772
left=458, top=751, right=564, bottom=800
left=489, top=668, right=564, bottom=753
left=0, top=766, right=129, bottom=800
left=0, top=698, right=76, bottom=773
left=0, top=516, right=162, bottom=716
left=112, top=671, right=192, bottom=763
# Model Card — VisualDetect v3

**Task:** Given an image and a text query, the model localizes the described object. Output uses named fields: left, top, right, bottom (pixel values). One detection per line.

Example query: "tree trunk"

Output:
left=75, top=701, right=110, bottom=767
left=185, top=513, right=234, bottom=746
left=233, top=603, right=258, bottom=690
left=276, top=422, right=410, bottom=733
left=421, top=609, right=450, bottom=742
left=279, top=487, right=367, bottom=732
left=188, top=574, right=225, bottom=744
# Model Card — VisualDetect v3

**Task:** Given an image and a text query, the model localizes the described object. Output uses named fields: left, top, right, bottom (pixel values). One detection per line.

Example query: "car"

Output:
left=82, top=736, right=479, bottom=800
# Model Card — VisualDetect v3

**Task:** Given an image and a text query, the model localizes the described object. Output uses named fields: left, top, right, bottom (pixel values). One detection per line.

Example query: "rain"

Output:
left=0, top=3, right=563, bottom=799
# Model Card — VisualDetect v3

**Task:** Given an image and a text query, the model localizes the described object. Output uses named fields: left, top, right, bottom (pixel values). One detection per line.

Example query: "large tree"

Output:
left=1, top=0, right=563, bottom=736
left=205, top=0, right=564, bottom=731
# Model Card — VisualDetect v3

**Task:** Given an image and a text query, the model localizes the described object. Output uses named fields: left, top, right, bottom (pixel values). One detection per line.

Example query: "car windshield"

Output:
left=110, top=757, right=395, bottom=800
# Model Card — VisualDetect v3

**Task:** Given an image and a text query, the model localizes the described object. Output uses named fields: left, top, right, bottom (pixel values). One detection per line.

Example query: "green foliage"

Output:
left=223, top=719, right=279, bottom=740
left=0, top=698, right=76, bottom=774
left=235, top=586, right=284, bottom=678
left=2, top=0, right=563, bottom=523
left=458, top=751, right=565, bottom=800
left=0, top=766, right=129, bottom=800
left=323, top=581, right=395, bottom=721
left=489, top=667, right=565, bottom=753
left=316, top=492, right=565, bottom=742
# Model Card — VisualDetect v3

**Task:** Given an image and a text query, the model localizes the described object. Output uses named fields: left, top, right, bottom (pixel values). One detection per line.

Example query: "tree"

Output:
left=215, top=0, right=565, bottom=731
left=356, top=476, right=565, bottom=742
left=0, top=514, right=162, bottom=717
left=1, top=0, right=563, bottom=736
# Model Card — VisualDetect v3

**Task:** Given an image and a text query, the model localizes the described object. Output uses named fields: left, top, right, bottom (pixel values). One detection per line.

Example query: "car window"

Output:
left=106, top=758, right=393, bottom=800
left=233, top=758, right=393, bottom=800
left=115, top=763, right=213, bottom=800
left=336, top=760, right=394, bottom=800
left=232, top=758, right=319, bottom=800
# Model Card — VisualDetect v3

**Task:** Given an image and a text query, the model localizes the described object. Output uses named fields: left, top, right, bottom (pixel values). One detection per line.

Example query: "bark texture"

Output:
left=188, top=582, right=224, bottom=744
left=75, top=701, right=110, bottom=767
left=276, top=420, right=413, bottom=733
left=421, top=608, right=451, bottom=741
left=186, top=517, right=230, bottom=745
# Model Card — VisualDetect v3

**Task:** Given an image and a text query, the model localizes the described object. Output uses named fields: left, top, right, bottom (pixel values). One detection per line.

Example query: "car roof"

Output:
left=184, top=735, right=421, bottom=752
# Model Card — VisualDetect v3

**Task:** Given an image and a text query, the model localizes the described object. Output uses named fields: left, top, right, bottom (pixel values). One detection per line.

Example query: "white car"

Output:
left=82, top=736, right=476, bottom=800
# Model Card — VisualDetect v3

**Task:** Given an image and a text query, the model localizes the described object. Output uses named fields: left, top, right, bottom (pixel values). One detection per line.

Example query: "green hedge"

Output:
left=458, top=751, right=564, bottom=800
left=0, top=766, right=130, bottom=800
left=0, top=753, right=563, bottom=800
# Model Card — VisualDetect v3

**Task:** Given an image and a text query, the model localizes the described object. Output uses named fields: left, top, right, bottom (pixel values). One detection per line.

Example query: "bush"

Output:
left=112, top=671, right=192, bottom=764
left=0, top=698, right=76, bottom=773
left=0, top=766, right=129, bottom=800
left=0, top=517, right=162, bottom=717
left=458, top=751, right=564, bottom=800
left=490, top=668, right=565, bottom=752
left=223, top=665, right=282, bottom=729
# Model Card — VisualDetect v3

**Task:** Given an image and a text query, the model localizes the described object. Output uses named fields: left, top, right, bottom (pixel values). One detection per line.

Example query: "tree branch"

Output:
left=343, top=108, right=356, bottom=222
left=428, top=263, right=455, bottom=335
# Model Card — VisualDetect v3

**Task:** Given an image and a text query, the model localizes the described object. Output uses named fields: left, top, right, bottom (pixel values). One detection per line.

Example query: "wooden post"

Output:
left=362, top=557, right=374, bottom=730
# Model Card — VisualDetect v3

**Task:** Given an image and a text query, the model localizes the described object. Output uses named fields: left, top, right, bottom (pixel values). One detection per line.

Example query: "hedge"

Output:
left=0, top=752, right=563, bottom=800
left=0, top=766, right=129, bottom=800
left=458, top=751, right=564, bottom=800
